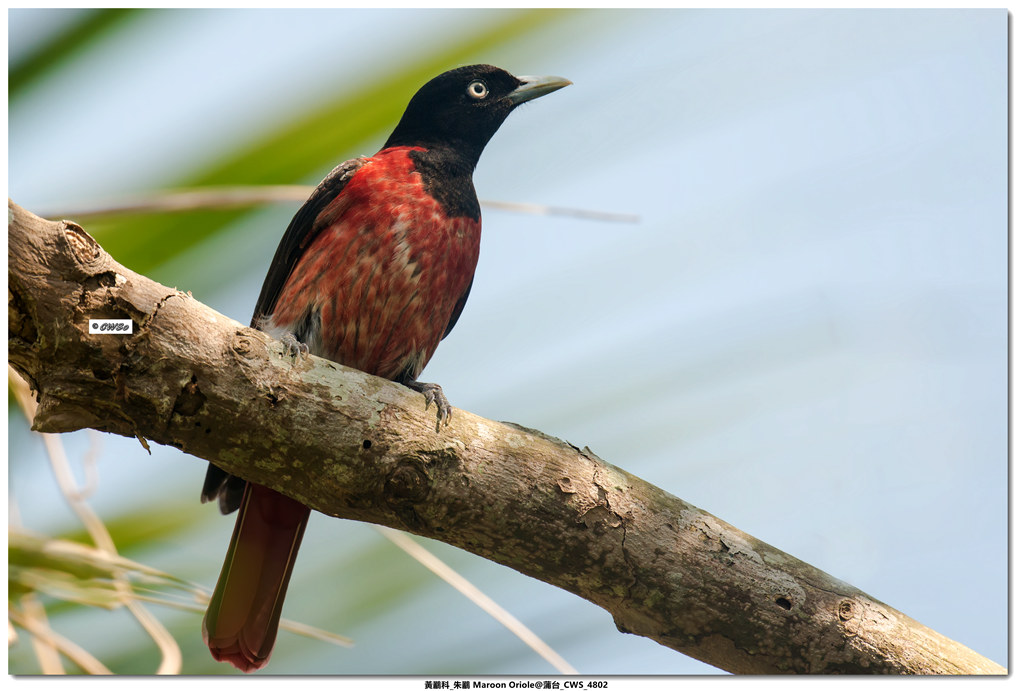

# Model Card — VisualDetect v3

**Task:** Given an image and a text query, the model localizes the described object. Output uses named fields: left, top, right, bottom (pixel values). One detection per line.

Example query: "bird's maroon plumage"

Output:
left=200, top=64, right=569, bottom=672
left=268, top=148, right=480, bottom=380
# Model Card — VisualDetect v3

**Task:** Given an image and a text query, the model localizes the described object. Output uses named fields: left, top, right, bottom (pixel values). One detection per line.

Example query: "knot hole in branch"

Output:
left=173, top=374, right=207, bottom=417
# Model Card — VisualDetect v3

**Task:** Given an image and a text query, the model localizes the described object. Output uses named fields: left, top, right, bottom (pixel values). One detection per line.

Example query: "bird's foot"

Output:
left=405, top=381, right=452, bottom=430
left=280, top=332, right=309, bottom=359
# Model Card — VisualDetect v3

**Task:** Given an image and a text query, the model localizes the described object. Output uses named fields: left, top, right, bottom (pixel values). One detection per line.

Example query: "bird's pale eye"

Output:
left=466, top=80, right=489, bottom=100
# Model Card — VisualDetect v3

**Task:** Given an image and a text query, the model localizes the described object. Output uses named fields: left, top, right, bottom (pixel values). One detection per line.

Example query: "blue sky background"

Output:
left=9, top=8, right=1007, bottom=675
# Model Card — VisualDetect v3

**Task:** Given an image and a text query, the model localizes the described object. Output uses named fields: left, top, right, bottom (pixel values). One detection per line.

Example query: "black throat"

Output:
left=406, top=146, right=481, bottom=221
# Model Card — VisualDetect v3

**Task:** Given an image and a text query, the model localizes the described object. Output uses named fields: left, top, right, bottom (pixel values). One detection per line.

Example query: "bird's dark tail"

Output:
left=203, top=482, right=310, bottom=672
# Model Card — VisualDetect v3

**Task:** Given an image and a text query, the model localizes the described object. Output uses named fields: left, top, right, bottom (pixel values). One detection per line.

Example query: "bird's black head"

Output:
left=382, top=64, right=570, bottom=168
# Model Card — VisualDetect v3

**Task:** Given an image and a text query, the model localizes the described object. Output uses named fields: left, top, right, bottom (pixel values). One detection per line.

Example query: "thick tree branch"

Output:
left=7, top=200, right=1005, bottom=675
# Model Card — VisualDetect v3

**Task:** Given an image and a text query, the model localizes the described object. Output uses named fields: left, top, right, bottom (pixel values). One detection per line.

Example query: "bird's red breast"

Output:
left=266, top=146, right=481, bottom=380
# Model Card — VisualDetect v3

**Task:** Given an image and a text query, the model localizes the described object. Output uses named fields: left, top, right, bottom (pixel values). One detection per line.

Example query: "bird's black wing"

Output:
left=250, top=158, right=367, bottom=328
left=441, top=278, right=473, bottom=340
left=203, top=159, right=366, bottom=514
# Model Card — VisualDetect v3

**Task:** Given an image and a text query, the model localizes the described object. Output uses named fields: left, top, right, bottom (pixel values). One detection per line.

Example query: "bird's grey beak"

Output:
left=508, top=75, right=572, bottom=105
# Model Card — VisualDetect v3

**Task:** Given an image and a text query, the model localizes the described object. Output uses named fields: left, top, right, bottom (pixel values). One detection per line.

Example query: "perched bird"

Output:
left=200, top=64, right=570, bottom=672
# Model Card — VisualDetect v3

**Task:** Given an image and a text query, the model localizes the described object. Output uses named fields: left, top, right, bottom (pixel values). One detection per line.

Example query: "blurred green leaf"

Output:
left=58, top=503, right=209, bottom=556
left=9, top=9, right=141, bottom=97
left=9, top=529, right=199, bottom=611
left=10, top=566, right=125, bottom=608
left=9, top=530, right=197, bottom=587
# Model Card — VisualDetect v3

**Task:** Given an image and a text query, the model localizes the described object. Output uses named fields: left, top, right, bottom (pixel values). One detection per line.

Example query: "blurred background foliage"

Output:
left=9, top=8, right=1007, bottom=675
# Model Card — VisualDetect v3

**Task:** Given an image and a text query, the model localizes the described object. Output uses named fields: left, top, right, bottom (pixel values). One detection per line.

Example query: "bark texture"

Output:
left=7, top=200, right=1006, bottom=675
